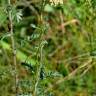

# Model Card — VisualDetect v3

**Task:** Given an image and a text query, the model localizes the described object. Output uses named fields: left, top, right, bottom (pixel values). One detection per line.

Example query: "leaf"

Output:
left=0, top=41, right=36, bottom=65
left=16, top=10, right=22, bottom=22
left=44, top=4, right=54, bottom=13
left=30, top=24, right=37, bottom=28
left=0, top=33, right=11, bottom=41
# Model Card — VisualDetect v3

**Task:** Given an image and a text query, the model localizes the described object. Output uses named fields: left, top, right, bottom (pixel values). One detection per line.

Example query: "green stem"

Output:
left=8, top=0, right=18, bottom=95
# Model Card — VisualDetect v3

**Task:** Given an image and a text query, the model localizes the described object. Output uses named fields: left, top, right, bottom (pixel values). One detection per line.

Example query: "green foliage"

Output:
left=0, top=0, right=96, bottom=96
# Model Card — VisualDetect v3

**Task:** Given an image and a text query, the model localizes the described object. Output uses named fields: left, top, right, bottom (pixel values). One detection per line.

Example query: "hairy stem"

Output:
left=8, top=0, right=18, bottom=95
left=34, top=44, right=43, bottom=96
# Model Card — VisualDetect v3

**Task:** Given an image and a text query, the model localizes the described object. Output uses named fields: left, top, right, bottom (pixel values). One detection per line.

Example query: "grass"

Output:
left=0, top=0, right=96, bottom=96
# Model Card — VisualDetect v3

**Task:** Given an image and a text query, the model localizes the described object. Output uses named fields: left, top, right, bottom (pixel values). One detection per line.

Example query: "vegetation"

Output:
left=0, top=0, right=96, bottom=96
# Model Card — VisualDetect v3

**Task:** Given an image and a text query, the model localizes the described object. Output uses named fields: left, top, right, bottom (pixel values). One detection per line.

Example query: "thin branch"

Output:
left=34, top=14, right=44, bottom=96
left=34, top=43, right=43, bottom=96
left=8, top=0, right=18, bottom=95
